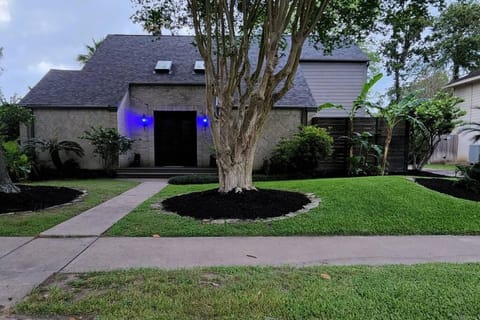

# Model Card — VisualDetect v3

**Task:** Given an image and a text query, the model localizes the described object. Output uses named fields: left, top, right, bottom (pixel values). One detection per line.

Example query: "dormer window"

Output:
left=194, top=60, right=205, bottom=73
left=154, top=60, right=172, bottom=74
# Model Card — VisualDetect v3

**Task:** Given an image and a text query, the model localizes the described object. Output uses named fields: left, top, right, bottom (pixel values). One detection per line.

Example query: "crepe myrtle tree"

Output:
left=132, top=0, right=379, bottom=193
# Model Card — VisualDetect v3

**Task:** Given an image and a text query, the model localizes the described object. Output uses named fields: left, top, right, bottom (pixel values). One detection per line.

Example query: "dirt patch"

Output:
left=415, top=178, right=480, bottom=201
left=162, top=188, right=311, bottom=220
left=0, top=185, right=83, bottom=214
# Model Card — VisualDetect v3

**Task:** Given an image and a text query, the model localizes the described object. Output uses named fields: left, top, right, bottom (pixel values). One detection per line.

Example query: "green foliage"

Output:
left=0, top=99, right=33, bottom=141
left=346, top=132, right=383, bottom=176
left=1, top=141, right=30, bottom=181
left=456, top=163, right=480, bottom=194
left=24, top=138, right=85, bottom=171
left=424, top=0, right=480, bottom=79
left=458, top=109, right=480, bottom=144
left=409, top=92, right=465, bottom=170
left=269, top=126, right=333, bottom=175
left=375, top=93, right=424, bottom=175
left=81, top=127, right=134, bottom=170
left=404, top=68, right=451, bottom=99
left=377, top=0, right=445, bottom=102
left=77, top=38, right=104, bottom=65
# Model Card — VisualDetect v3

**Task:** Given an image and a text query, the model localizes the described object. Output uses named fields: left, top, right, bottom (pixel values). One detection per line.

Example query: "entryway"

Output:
left=154, top=111, right=197, bottom=166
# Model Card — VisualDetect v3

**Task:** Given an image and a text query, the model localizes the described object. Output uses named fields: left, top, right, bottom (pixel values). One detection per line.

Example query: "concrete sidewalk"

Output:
left=64, top=236, right=480, bottom=272
left=41, top=181, right=167, bottom=237
left=1, top=234, right=480, bottom=309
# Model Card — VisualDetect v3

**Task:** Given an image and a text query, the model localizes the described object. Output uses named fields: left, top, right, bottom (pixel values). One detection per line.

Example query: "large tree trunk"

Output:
left=217, top=144, right=256, bottom=193
left=0, top=148, right=20, bottom=194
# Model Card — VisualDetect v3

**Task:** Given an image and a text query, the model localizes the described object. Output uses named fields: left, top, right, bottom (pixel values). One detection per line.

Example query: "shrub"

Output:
left=23, top=138, right=84, bottom=171
left=269, top=126, right=333, bottom=174
left=2, top=141, right=30, bottom=181
left=456, top=163, right=480, bottom=193
left=346, top=131, right=383, bottom=176
left=81, top=127, right=134, bottom=170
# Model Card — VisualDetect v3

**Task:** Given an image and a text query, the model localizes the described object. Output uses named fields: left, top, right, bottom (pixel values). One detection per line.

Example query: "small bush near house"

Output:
left=455, top=163, right=480, bottom=194
left=81, top=127, right=134, bottom=170
left=2, top=141, right=30, bottom=182
left=268, top=126, right=333, bottom=175
left=23, top=138, right=84, bottom=171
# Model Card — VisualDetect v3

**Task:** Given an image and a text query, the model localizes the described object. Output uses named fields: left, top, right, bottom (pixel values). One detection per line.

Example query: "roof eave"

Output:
left=444, top=75, right=480, bottom=88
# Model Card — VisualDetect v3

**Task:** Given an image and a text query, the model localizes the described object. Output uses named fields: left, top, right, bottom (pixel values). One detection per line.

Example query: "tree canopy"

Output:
left=425, top=0, right=480, bottom=80
left=376, top=0, right=445, bottom=102
left=131, top=0, right=380, bottom=192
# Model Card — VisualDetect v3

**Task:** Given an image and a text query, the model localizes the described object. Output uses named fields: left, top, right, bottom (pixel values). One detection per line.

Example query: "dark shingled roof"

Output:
left=21, top=35, right=367, bottom=108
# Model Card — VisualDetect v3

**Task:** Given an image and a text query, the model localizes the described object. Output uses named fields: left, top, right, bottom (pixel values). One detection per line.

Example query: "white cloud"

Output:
left=28, top=61, right=76, bottom=74
left=0, top=0, right=11, bottom=24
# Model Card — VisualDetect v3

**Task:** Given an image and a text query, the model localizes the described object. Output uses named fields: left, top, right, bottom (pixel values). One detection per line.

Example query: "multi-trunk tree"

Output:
left=132, top=0, right=379, bottom=193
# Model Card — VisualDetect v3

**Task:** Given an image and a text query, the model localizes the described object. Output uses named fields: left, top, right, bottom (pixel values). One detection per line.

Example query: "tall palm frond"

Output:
left=77, top=38, right=104, bottom=65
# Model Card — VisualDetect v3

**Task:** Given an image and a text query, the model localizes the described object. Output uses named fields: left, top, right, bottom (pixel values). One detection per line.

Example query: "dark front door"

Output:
left=154, top=111, right=197, bottom=166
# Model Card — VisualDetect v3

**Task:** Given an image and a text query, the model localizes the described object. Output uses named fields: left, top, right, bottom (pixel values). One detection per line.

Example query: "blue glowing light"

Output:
left=201, top=115, right=209, bottom=128
left=141, top=114, right=148, bottom=127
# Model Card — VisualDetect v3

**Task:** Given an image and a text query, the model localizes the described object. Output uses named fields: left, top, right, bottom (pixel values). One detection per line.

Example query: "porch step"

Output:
left=116, top=167, right=217, bottom=178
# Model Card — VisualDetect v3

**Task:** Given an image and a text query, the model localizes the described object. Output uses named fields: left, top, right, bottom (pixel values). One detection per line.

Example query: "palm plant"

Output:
left=459, top=111, right=480, bottom=144
left=77, top=38, right=104, bottom=65
left=24, top=138, right=84, bottom=171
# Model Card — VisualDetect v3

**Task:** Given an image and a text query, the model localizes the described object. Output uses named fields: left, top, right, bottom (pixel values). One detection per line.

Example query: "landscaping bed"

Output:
left=0, top=185, right=83, bottom=214
left=162, top=188, right=310, bottom=219
left=13, top=264, right=480, bottom=320
left=416, top=178, right=480, bottom=201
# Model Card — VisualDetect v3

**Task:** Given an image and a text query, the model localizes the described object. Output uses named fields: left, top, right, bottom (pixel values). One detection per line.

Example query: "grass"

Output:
left=106, top=176, right=480, bottom=236
left=423, top=163, right=459, bottom=171
left=0, top=179, right=139, bottom=236
left=15, top=263, right=480, bottom=319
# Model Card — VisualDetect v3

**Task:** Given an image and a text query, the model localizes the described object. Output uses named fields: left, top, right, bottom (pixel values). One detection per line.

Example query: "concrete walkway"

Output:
left=0, top=181, right=167, bottom=310
left=41, top=181, right=167, bottom=237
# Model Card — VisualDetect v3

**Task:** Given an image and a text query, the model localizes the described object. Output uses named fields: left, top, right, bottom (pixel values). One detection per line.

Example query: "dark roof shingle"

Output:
left=21, top=35, right=365, bottom=108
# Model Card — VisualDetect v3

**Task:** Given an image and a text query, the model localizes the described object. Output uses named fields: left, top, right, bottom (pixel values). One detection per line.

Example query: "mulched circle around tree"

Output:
left=162, top=188, right=311, bottom=220
left=415, top=178, right=480, bottom=202
left=0, top=185, right=83, bottom=214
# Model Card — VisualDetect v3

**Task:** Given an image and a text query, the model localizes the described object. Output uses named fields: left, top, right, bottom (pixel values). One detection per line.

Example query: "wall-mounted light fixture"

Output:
left=141, top=114, right=148, bottom=129
left=201, top=115, right=209, bottom=128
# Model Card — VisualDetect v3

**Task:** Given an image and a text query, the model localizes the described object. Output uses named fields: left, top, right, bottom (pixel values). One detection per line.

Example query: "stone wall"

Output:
left=24, top=108, right=117, bottom=169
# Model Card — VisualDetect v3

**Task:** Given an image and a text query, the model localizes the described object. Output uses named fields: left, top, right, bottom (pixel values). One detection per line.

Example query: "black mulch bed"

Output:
left=415, top=178, right=480, bottom=202
left=0, top=185, right=83, bottom=214
left=162, top=188, right=311, bottom=220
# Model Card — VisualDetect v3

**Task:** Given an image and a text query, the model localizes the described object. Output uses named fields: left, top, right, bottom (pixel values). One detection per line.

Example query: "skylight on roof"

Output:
left=194, top=60, right=205, bottom=73
left=154, top=60, right=172, bottom=74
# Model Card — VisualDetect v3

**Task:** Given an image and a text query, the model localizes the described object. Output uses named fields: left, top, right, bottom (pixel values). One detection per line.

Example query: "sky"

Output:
left=0, top=0, right=147, bottom=99
left=0, top=0, right=393, bottom=101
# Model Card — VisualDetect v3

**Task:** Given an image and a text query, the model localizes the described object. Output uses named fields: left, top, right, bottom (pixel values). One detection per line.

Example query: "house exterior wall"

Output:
left=300, top=61, right=368, bottom=117
left=24, top=108, right=117, bottom=169
left=255, top=109, right=304, bottom=169
left=121, top=85, right=304, bottom=169
left=124, top=85, right=212, bottom=167
left=452, top=81, right=480, bottom=162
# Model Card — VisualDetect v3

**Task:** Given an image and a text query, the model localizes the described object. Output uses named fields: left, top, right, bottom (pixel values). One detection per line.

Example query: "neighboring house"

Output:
left=445, top=70, right=480, bottom=163
left=20, top=34, right=396, bottom=172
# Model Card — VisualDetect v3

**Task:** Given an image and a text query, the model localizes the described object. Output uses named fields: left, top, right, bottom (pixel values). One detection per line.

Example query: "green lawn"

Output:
left=423, top=163, right=458, bottom=171
left=15, top=263, right=480, bottom=320
left=106, top=176, right=480, bottom=236
left=0, top=179, right=139, bottom=236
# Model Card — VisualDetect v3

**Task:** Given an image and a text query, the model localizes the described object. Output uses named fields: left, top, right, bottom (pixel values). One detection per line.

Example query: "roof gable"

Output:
left=21, top=35, right=365, bottom=108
